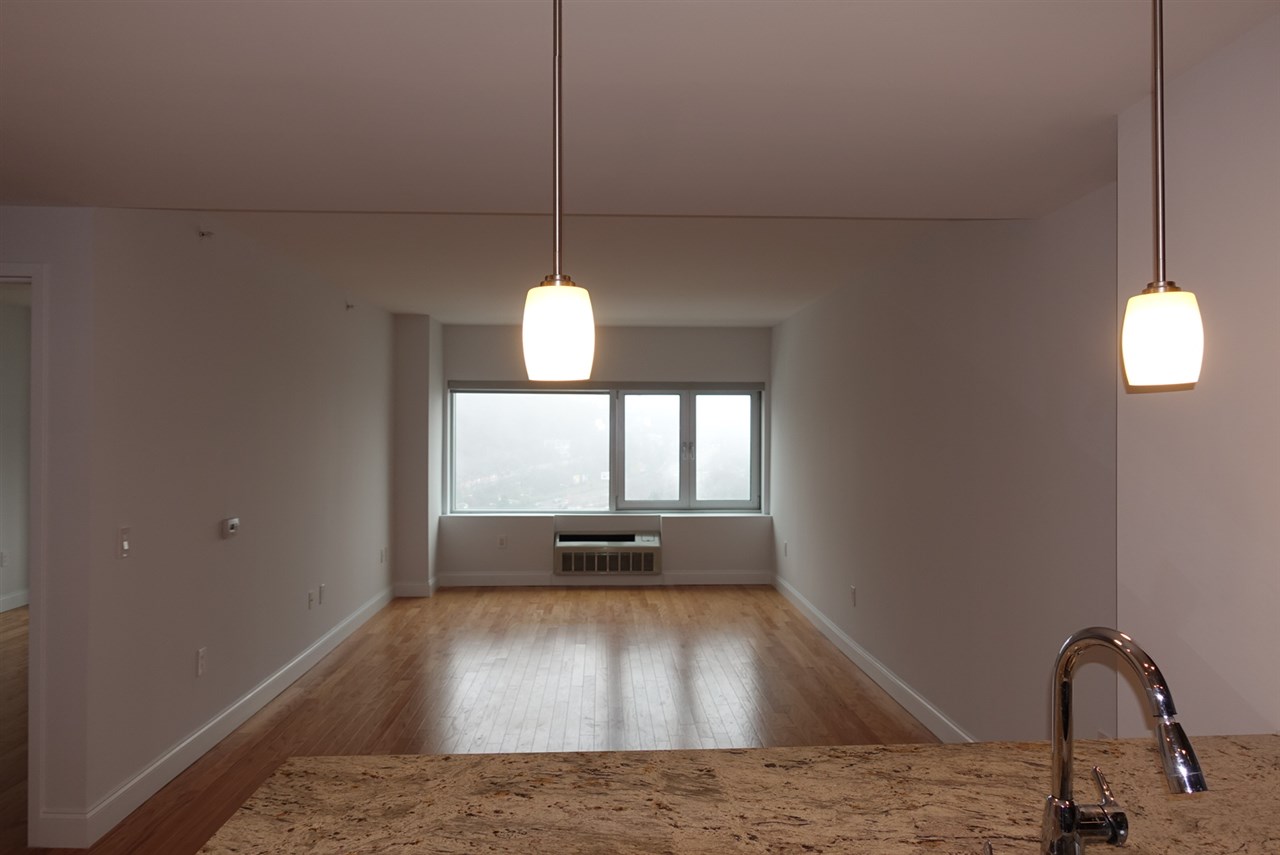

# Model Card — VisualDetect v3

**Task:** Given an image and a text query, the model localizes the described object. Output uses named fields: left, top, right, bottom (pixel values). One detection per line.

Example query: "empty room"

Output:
left=1, top=0, right=1277, bottom=852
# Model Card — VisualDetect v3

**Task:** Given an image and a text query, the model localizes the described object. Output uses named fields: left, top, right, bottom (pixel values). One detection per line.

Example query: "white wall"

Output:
left=660, top=516, right=774, bottom=581
left=427, top=316, right=444, bottom=587
left=444, top=324, right=771, bottom=384
left=392, top=314, right=433, bottom=596
left=2, top=206, right=396, bottom=846
left=437, top=514, right=774, bottom=587
left=1116, top=14, right=1280, bottom=737
left=391, top=313, right=445, bottom=596
left=437, top=514, right=566, bottom=587
left=438, top=324, right=774, bottom=588
left=0, top=300, right=31, bottom=610
left=770, top=185, right=1119, bottom=742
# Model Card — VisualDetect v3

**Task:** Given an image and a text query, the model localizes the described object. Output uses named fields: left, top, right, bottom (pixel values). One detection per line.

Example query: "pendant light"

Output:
left=523, top=0, right=595, bottom=381
left=1120, top=0, right=1204, bottom=387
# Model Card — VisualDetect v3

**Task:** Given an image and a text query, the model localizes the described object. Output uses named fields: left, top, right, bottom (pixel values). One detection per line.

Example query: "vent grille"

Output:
left=559, top=550, right=657, bottom=574
left=553, top=532, right=661, bottom=576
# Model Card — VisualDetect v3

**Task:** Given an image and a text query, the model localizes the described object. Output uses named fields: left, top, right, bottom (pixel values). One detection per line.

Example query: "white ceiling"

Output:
left=2, top=0, right=1276, bottom=324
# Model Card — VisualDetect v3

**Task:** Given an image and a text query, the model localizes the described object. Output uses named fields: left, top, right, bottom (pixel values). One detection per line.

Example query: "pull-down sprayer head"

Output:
left=1156, top=720, right=1208, bottom=793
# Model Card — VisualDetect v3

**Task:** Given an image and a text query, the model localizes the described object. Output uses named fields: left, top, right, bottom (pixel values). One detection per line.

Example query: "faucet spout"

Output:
left=1156, top=719, right=1208, bottom=793
left=1043, top=627, right=1206, bottom=855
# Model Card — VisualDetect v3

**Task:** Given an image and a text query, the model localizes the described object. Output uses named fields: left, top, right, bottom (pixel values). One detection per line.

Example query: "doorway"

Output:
left=0, top=275, right=32, bottom=850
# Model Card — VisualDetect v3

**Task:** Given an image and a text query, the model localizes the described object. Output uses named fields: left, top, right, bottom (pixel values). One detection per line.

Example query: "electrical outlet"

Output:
left=308, top=590, right=315, bottom=610
left=118, top=527, right=132, bottom=559
left=497, top=535, right=508, bottom=549
left=850, top=585, right=857, bottom=606
left=318, top=583, right=325, bottom=605
left=783, top=541, right=789, bottom=558
left=196, top=647, right=207, bottom=677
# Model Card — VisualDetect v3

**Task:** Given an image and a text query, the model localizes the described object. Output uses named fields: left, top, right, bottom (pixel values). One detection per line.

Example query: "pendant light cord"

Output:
left=1152, top=0, right=1167, bottom=284
left=553, top=0, right=564, bottom=278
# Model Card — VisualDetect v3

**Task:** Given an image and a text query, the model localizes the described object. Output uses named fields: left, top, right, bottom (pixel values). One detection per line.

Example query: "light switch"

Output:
left=119, top=527, right=131, bottom=559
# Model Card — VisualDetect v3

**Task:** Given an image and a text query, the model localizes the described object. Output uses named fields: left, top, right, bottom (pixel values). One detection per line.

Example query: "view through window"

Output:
left=451, top=388, right=760, bottom=512
left=453, top=392, right=610, bottom=511
left=695, top=393, right=753, bottom=501
left=622, top=394, right=681, bottom=502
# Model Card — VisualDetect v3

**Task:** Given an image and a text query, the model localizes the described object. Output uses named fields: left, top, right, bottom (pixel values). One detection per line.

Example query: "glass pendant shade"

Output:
left=1121, top=288, right=1204, bottom=386
left=523, top=279, right=595, bottom=381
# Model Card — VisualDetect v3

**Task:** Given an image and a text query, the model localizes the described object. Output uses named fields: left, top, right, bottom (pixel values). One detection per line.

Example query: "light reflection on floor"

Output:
left=432, top=622, right=767, bottom=753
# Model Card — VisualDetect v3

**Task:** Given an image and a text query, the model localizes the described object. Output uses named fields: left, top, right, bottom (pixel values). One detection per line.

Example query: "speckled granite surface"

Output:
left=202, top=735, right=1279, bottom=854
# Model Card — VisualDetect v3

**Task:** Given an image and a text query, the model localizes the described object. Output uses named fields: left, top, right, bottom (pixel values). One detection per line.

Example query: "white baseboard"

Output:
left=30, top=588, right=393, bottom=849
left=437, top=572, right=554, bottom=587
left=773, top=576, right=973, bottom=744
left=0, top=588, right=29, bottom=612
left=436, top=571, right=774, bottom=588
left=665, top=571, right=774, bottom=585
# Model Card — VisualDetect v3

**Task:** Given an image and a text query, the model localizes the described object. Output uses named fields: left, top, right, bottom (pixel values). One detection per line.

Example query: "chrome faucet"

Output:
left=1042, top=627, right=1207, bottom=855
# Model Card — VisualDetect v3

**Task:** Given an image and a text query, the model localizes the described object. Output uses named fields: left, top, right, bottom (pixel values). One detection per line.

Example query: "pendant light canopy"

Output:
left=1121, top=0, right=1203, bottom=387
left=522, top=0, right=595, bottom=381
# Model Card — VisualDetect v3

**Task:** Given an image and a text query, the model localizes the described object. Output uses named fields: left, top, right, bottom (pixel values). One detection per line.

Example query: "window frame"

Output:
left=693, top=389, right=763, bottom=511
left=615, top=389, right=762, bottom=512
left=615, top=391, right=686, bottom=511
left=447, top=382, right=763, bottom=514
left=449, top=388, right=615, bottom=514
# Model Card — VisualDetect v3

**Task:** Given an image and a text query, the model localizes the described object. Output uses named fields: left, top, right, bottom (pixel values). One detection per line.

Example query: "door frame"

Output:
left=0, top=262, right=49, bottom=847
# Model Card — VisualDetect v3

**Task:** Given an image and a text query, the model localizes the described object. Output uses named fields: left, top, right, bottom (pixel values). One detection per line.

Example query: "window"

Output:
left=621, top=394, right=681, bottom=503
left=616, top=391, right=759, bottom=510
left=694, top=393, right=754, bottom=502
left=450, top=387, right=761, bottom=512
left=452, top=392, right=611, bottom=511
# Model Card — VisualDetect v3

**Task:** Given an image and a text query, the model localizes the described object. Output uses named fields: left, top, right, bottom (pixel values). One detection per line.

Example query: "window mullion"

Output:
left=610, top=390, right=621, bottom=510
left=680, top=390, right=694, bottom=508
left=751, top=391, right=762, bottom=506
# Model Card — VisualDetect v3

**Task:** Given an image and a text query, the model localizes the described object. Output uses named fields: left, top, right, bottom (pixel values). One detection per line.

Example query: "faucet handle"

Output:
left=1080, top=766, right=1129, bottom=846
left=1091, top=766, right=1118, bottom=807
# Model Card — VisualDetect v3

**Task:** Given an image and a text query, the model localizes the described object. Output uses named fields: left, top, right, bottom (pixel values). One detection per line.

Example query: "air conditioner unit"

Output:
left=553, top=532, right=661, bottom=576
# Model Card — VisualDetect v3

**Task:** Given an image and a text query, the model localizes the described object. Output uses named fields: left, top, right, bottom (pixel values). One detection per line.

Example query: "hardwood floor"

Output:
left=5, top=586, right=936, bottom=855
left=1, top=606, right=27, bottom=855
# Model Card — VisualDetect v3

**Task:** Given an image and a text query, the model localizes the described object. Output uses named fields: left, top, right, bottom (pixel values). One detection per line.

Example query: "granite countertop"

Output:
left=202, top=734, right=1280, bottom=854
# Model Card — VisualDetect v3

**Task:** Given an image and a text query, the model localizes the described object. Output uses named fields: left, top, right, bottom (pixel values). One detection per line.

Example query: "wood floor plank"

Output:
left=3, top=585, right=938, bottom=855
